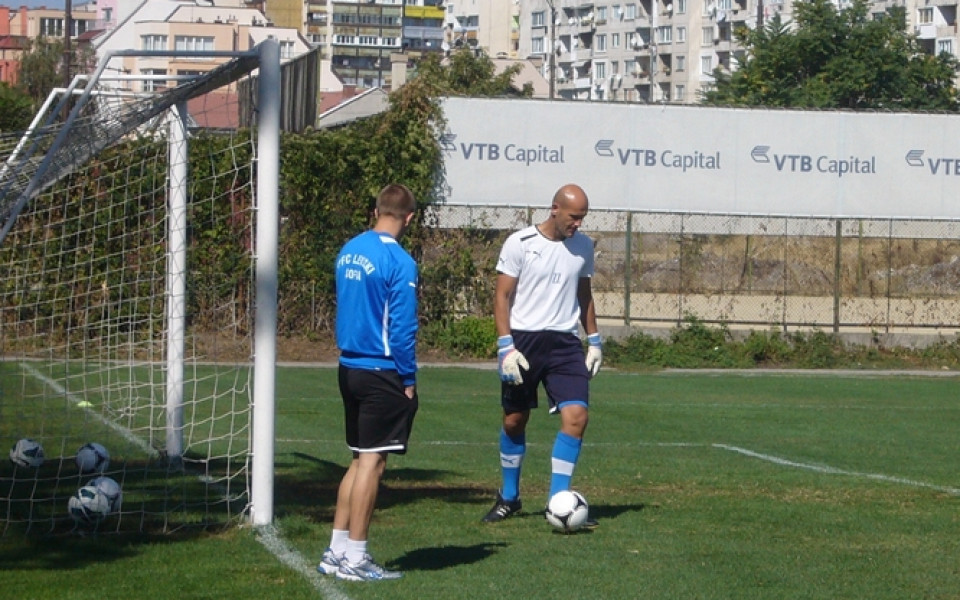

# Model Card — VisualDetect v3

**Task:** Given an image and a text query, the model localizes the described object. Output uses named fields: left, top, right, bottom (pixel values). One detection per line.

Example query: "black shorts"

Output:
left=339, top=365, right=418, bottom=454
left=500, top=330, right=589, bottom=415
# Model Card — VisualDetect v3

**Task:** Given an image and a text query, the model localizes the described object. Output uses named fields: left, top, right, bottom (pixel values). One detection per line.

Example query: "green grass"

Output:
left=4, top=367, right=960, bottom=599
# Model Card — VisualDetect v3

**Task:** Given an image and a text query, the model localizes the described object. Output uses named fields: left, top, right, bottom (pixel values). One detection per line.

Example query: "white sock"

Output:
left=329, top=529, right=349, bottom=556
left=346, top=538, right=368, bottom=565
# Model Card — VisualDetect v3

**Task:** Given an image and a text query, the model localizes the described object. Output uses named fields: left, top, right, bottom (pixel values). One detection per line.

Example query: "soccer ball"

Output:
left=75, top=442, right=110, bottom=473
left=67, top=484, right=111, bottom=523
left=87, top=476, right=122, bottom=513
left=545, top=490, right=590, bottom=532
left=9, top=438, right=45, bottom=468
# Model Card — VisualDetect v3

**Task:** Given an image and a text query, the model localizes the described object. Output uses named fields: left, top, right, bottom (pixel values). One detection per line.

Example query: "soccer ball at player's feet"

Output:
left=545, top=490, right=590, bottom=532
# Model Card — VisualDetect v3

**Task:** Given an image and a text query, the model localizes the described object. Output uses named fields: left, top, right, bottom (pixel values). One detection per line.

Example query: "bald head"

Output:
left=541, top=183, right=589, bottom=241
left=552, top=184, right=589, bottom=213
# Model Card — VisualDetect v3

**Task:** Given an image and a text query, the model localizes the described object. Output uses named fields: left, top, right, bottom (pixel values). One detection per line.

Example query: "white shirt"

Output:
left=496, top=225, right=595, bottom=334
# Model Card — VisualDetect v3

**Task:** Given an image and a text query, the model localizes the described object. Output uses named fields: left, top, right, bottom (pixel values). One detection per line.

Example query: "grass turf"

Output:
left=3, top=367, right=960, bottom=599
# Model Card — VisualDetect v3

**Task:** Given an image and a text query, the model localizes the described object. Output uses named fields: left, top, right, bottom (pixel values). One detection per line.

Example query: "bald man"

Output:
left=481, top=184, right=602, bottom=527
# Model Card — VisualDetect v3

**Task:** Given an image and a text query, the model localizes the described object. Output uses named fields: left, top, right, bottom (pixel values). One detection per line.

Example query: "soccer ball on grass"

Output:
left=9, top=438, right=45, bottom=468
left=75, top=442, right=110, bottom=473
left=68, top=484, right=112, bottom=523
left=545, top=490, right=589, bottom=532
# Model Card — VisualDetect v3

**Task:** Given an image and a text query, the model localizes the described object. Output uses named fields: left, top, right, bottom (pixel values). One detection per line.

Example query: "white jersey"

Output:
left=497, top=225, right=595, bottom=334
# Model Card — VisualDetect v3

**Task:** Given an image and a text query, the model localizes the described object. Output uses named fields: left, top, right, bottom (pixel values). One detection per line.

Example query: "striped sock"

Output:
left=499, top=428, right=525, bottom=501
left=549, top=431, right=582, bottom=499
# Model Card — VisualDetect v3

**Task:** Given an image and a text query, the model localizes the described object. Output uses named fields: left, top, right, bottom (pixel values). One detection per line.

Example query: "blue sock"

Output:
left=549, top=431, right=582, bottom=499
left=499, top=429, right=525, bottom=501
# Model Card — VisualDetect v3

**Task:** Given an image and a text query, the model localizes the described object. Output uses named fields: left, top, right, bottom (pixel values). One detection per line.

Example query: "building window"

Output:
left=141, top=35, right=168, bottom=51
left=598, top=6, right=608, bottom=21
left=677, top=0, right=687, bottom=14
left=174, top=36, right=215, bottom=52
left=532, top=10, right=545, bottom=27
left=677, top=27, right=686, bottom=43
left=39, top=17, right=63, bottom=37
left=532, top=36, right=545, bottom=54
left=595, top=62, right=606, bottom=79
left=701, top=55, right=712, bottom=74
left=918, top=7, right=934, bottom=23
left=702, top=27, right=714, bottom=45
left=625, top=59, right=636, bottom=75
left=675, top=84, right=685, bottom=101
left=612, top=33, right=620, bottom=48
left=657, top=26, right=672, bottom=44
left=625, top=3, right=637, bottom=19
left=937, top=38, right=954, bottom=55
left=280, top=40, right=296, bottom=59
left=596, top=34, right=607, bottom=52
left=676, top=55, right=685, bottom=71
left=141, top=69, right=167, bottom=92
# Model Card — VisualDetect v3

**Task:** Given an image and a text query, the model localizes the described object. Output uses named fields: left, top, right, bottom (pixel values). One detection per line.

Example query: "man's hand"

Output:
left=497, top=335, right=529, bottom=385
left=585, top=333, right=602, bottom=378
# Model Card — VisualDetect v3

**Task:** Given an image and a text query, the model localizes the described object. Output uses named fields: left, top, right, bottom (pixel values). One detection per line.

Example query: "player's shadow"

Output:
left=389, top=542, right=508, bottom=572
left=590, top=501, right=648, bottom=520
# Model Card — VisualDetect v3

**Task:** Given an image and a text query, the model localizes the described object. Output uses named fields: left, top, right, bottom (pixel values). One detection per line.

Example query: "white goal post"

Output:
left=0, top=41, right=279, bottom=534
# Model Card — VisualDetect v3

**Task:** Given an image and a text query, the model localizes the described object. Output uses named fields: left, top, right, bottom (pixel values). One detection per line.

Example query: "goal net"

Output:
left=0, top=44, right=279, bottom=535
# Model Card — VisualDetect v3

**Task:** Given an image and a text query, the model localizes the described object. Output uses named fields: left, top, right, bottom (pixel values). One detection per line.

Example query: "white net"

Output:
left=0, top=57, right=263, bottom=535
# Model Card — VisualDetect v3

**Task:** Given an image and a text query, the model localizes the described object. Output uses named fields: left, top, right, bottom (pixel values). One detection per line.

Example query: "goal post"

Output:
left=0, top=40, right=280, bottom=534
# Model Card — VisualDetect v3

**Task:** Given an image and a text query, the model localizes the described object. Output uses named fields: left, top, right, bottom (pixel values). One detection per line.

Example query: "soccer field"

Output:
left=5, top=366, right=960, bottom=599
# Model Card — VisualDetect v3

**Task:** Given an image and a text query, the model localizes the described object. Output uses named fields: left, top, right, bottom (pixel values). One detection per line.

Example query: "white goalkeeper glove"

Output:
left=585, top=333, right=602, bottom=378
left=497, top=335, right=529, bottom=385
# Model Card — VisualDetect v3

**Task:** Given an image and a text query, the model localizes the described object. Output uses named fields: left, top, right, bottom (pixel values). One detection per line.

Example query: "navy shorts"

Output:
left=339, top=365, right=418, bottom=454
left=500, top=330, right=589, bottom=415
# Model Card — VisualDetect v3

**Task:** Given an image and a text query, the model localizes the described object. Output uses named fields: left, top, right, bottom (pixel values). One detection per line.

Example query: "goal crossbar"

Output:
left=0, top=49, right=263, bottom=244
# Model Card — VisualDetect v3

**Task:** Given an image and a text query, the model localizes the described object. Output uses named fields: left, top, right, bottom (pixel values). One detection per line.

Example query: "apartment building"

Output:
left=0, top=1, right=309, bottom=92
left=277, top=0, right=444, bottom=89
left=443, top=0, right=520, bottom=57
left=0, top=2, right=99, bottom=85
left=518, top=0, right=960, bottom=103
left=92, top=0, right=309, bottom=93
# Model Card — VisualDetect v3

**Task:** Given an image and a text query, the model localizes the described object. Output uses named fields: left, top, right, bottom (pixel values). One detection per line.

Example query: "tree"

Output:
left=411, top=48, right=534, bottom=97
left=0, top=82, right=35, bottom=132
left=17, top=36, right=96, bottom=104
left=702, top=0, right=959, bottom=111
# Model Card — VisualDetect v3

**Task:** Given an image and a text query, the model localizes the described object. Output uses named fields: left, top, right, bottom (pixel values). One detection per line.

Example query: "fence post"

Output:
left=624, top=212, right=632, bottom=325
left=833, top=219, right=842, bottom=333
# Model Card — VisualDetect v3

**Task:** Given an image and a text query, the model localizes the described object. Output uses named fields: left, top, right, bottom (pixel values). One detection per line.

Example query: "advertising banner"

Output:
left=441, top=97, right=960, bottom=219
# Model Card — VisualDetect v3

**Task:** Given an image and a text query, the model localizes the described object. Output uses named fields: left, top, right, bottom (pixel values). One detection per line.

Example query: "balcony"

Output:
left=915, top=24, right=937, bottom=39
left=573, top=76, right=592, bottom=89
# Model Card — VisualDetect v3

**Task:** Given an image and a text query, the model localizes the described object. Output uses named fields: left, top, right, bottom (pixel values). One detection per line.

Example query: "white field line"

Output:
left=282, top=437, right=960, bottom=496
left=21, top=362, right=159, bottom=458
left=714, top=443, right=960, bottom=496
left=255, top=525, right=353, bottom=600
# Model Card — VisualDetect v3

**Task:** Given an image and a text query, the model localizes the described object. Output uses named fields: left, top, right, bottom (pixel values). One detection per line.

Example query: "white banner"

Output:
left=440, top=97, right=960, bottom=219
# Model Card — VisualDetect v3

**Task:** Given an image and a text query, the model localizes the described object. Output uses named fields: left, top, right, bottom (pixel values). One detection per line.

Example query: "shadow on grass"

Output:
left=277, top=452, right=494, bottom=521
left=391, top=542, right=508, bottom=571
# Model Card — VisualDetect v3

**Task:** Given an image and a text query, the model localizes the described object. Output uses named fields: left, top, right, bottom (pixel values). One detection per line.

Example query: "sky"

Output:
left=2, top=1, right=79, bottom=8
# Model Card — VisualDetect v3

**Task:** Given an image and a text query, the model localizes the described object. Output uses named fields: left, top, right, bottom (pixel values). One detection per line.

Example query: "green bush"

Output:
left=739, top=329, right=793, bottom=365
left=421, top=315, right=496, bottom=358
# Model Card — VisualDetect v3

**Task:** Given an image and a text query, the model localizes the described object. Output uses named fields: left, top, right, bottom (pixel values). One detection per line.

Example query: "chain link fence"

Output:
left=429, top=204, right=960, bottom=338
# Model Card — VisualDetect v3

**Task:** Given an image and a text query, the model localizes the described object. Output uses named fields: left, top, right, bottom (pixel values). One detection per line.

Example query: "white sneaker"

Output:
left=316, top=547, right=343, bottom=575
left=335, top=555, right=402, bottom=582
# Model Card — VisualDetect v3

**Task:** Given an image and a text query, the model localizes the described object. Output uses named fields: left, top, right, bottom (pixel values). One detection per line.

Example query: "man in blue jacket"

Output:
left=317, top=183, right=419, bottom=582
